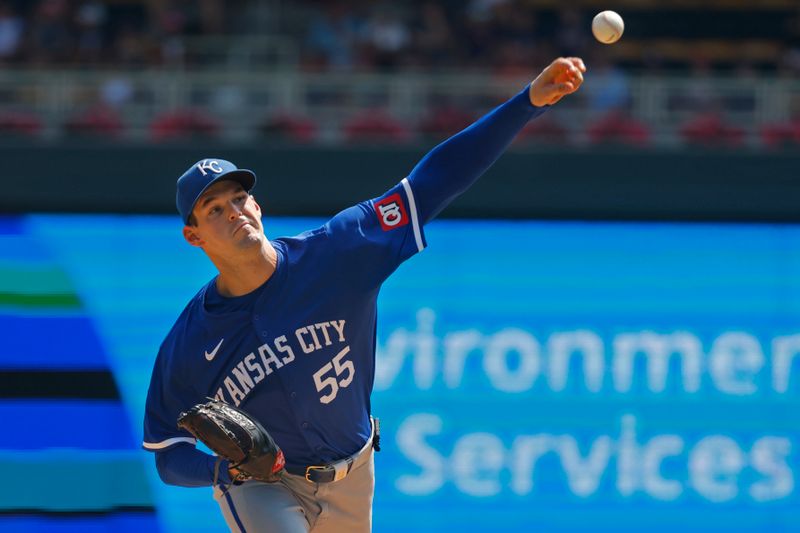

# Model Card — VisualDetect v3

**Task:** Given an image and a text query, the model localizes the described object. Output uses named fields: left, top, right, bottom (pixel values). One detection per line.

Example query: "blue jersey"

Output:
left=143, top=179, right=426, bottom=469
left=144, top=86, right=544, bottom=483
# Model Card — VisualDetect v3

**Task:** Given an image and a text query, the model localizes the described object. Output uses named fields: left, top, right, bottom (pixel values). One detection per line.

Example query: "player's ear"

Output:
left=251, top=195, right=262, bottom=217
left=183, top=225, right=204, bottom=247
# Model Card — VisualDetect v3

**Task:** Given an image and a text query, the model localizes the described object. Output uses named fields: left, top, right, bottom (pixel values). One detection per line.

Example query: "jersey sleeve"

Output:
left=407, top=85, right=544, bottom=224
left=324, top=178, right=426, bottom=288
left=320, top=86, right=542, bottom=289
left=142, top=342, right=197, bottom=452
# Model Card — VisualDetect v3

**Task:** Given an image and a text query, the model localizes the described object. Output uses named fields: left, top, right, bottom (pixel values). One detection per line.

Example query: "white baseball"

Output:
left=592, top=11, right=624, bottom=44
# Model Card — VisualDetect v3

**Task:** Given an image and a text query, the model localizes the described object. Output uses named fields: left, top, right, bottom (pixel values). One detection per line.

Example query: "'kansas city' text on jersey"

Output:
left=143, top=179, right=425, bottom=470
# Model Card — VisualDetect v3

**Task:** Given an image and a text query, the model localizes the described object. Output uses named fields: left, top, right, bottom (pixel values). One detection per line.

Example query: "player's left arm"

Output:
left=155, top=442, right=233, bottom=487
left=408, top=57, right=585, bottom=224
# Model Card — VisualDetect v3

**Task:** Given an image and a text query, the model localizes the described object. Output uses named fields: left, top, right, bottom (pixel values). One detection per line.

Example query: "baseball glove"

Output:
left=177, top=400, right=285, bottom=483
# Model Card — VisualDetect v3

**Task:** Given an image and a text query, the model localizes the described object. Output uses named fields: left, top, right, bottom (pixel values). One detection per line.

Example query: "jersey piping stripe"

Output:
left=141, top=437, right=196, bottom=450
left=223, top=491, right=247, bottom=533
left=401, top=177, right=424, bottom=253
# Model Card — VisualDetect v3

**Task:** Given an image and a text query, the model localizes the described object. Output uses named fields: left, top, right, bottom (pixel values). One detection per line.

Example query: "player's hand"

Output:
left=529, top=57, right=586, bottom=107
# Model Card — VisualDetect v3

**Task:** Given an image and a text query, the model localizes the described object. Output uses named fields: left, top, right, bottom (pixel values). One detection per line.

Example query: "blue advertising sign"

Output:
left=2, top=216, right=797, bottom=532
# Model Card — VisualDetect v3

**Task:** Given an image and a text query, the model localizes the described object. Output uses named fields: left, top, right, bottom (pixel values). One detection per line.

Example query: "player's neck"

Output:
left=214, top=240, right=278, bottom=297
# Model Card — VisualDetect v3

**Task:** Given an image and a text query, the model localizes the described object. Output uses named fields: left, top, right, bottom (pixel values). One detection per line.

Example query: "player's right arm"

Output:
left=408, top=57, right=585, bottom=225
left=321, top=58, right=585, bottom=288
left=143, top=340, right=232, bottom=487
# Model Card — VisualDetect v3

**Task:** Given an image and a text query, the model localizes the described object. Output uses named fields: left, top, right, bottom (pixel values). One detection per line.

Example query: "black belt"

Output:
left=288, top=418, right=380, bottom=483
left=299, top=456, right=356, bottom=483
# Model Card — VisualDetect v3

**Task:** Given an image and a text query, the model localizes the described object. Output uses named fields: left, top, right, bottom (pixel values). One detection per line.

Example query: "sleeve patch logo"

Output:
left=374, top=193, right=409, bottom=231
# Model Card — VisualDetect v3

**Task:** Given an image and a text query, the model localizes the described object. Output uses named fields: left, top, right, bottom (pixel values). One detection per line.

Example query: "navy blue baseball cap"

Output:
left=176, top=158, right=257, bottom=224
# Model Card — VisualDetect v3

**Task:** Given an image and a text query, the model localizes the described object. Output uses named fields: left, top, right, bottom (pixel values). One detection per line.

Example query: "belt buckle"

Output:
left=305, top=465, right=326, bottom=483
left=333, top=462, right=348, bottom=482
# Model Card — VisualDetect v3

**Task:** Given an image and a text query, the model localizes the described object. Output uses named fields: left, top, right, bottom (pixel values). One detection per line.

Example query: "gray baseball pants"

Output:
left=213, top=438, right=375, bottom=532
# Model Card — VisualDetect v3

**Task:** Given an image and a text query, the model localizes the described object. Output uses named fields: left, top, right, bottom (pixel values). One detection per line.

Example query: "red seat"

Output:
left=760, top=121, right=800, bottom=148
left=0, top=111, right=43, bottom=137
left=586, top=110, right=650, bottom=146
left=260, top=113, right=318, bottom=143
left=679, top=112, right=744, bottom=147
left=64, top=105, right=124, bottom=137
left=418, top=106, right=475, bottom=139
left=517, top=114, right=570, bottom=144
left=343, top=110, right=412, bottom=143
left=150, top=109, right=220, bottom=141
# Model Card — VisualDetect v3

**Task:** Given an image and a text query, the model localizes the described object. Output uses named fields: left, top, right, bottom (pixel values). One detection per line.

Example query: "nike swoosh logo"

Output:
left=205, top=338, right=224, bottom=361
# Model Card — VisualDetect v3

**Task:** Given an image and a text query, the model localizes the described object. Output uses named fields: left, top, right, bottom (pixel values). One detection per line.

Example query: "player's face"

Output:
left=183, top=180, right=265, bottom=254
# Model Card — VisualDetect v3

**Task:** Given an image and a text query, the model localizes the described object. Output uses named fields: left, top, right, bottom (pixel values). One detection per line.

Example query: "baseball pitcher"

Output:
left=143, top=57, right=586, bottom=532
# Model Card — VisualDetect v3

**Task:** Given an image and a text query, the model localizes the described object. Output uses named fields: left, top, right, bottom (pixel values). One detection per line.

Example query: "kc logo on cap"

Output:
left=196, top=159, right=224, bottom=176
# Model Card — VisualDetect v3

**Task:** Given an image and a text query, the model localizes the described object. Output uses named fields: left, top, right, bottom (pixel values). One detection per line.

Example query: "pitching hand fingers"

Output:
left=553, top=60, right=584, bottom=86
left=554, top=58, right=585, bottom=93
left=565, top=57, right=587, bottom=73
left=529, top=56, right=586, bottom=106
left=548, top=75, right=584, bottom=104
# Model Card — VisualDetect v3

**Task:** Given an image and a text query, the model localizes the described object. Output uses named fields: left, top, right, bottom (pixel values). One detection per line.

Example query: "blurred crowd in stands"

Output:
left=2, top=0, right=798, bottom=73
left=0, top=0, right=799, bottom=149
left=0, top=0, right=238, bottom=67
left=300, top=1, right=800, bottom=75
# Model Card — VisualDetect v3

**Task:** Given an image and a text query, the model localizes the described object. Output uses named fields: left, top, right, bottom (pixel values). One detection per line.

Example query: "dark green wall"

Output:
left=3, top=142, right=799, bottom=222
